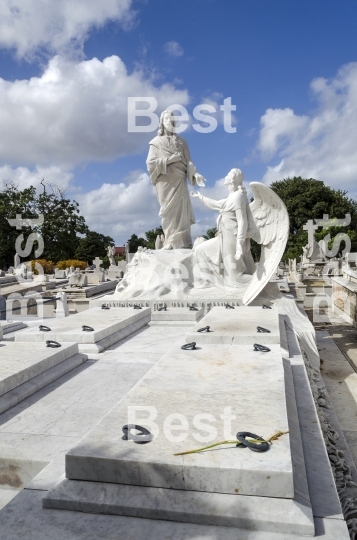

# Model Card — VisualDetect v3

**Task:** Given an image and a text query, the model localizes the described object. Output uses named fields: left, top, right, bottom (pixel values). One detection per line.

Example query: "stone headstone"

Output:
left=56, top=292, right=69, bottom=318
left=93, top=257, right=103, bottom=273
left=55, top=268, right=66, bottom=279
left=69, top=270, right=87, bottom=288
left=86, top=272, right=105, bottom=284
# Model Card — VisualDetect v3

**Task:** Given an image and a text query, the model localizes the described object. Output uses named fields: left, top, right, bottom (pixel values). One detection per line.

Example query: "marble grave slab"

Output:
left=14, top=307, right=151, bottom=353
left=185, top=306, right=280, bottom=345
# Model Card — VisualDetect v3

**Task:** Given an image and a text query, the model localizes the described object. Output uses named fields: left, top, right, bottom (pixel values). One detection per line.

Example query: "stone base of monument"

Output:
left=42, top=306, right=320, bottom=536
left=0, top=342, right=85, bottom=415
left=185, top=306, right=280, bottom=344
left=14, top=307, right=151, bottom=353
left=150, top=306, right=204, bottom=326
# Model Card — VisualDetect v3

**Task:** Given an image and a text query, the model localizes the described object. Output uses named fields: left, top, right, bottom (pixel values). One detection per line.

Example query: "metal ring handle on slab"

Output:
left=188, top=305, right=198, bottom=311
left=236, top=432, right=270, bottom=452
left=181, top=342, right=197, bottom=350
left=82, top=325, right=94, bottom=332
left=122, top=424, right=153, bottom=444
left=39, top=325, right=51, bottom=332
left=253, top=343, right=271, bottom=352
left=46, top=340, right=61, bottom=348
left=225, top=303, right=235, bottom=309
left=133, top=304, right=142, bottom=309
left=262, top=304, right=272, bottom=309
left=197, top=326, right=211, bottom=333
left=257, top=326, right=271, bottom=333
left=158, top=306, right=167, bottom=311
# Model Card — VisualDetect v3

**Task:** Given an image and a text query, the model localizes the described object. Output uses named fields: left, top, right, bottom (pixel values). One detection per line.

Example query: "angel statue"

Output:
left=192, top=168, right=289, bottom=305
left=146, top=110, right=206, bottom=250
left=107, top=245, right=116, bottom=266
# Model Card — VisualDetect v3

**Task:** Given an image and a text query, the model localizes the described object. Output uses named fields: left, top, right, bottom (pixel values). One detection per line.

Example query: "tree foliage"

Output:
left=75, top=230, right=114, bottom=266
left=270, top=177, right=357, bottom=261
left=0, top=181, right=89, bottom=268
left=203, top=227, right=217, bottom=240
left=127, top=226, right=164, bottom=252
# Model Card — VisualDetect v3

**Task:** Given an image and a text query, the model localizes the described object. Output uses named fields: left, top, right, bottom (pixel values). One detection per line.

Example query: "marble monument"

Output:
left=147, top=109, right=206, bottom=250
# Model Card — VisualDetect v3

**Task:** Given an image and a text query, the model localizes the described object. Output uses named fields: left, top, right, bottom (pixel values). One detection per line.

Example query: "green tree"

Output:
left=0, top=182, right=36, bottom=269
left=0, top=181, right=90, bottom=267
left=34, top=188, right=88, bottom=262
left=75, top=231, right=115, bottom=266
left=127, top=233, right=147, bottom=253
left=203, top=227, right=217, bottom=240
left=270, top=177, right=357, bottom=261
left=145, top=226, right=164, bottom=249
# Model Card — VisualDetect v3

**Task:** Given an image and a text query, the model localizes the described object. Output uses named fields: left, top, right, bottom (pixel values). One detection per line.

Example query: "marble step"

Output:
left=185, top=306, right=280, bottom=345
left=151, top=307, right=204, bottom=322
left=0, top=320, right=27, bottom=335
left=0, top=352, right=85, bottom=415
left=78, top=317, right=151, bottom=353
left=14, top=307, right=151, bottom=352
left=43, top=478, right=314, bottom=536
left=0, top=341, right=79, bottom=398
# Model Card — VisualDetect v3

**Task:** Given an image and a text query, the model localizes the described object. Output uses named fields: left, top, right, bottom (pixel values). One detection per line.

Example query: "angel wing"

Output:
left=243, top=182, right=289, bottom=305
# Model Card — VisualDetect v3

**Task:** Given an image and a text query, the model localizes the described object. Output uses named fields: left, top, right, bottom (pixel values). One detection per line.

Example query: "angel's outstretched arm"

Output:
left=197, top=193, right=226, bottom=211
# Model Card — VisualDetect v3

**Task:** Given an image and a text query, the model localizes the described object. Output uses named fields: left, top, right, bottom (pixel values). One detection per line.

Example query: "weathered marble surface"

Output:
left=0, top=353, right=85, bottom=415
left=286, top=326, right=344, bottom=519
left=0, top=322, right=351, bottom=538
left=332, top=276, right=357, bottom=327
left=14, top=307, right=151, bottom=351
left=0, top=490, right=350, bottom=540
left=0, top=342, right=79, bottom=397
left=0, top=320, right=27, bottom=334
left=185, top=306, right=280, bottom=345
left=151, top=306, right=204, bottom=324
left=64, top=342, right=292, bottom=498
left=44, top=478, right=313, bottom=535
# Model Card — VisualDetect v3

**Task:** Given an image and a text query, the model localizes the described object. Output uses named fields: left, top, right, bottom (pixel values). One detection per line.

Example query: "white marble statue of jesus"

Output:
left=146, top=110, right=206, bottom=250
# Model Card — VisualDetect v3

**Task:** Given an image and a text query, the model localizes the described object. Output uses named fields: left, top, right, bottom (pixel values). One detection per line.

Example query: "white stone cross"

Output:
left=93, top=257, right=103, bottom=273
left=303, top=220, right=319, bottom=247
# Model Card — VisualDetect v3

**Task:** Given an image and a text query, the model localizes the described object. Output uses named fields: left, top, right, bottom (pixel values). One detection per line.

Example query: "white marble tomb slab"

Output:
left=185, top=306, right=280, bottom=345
left=14, top=307, right=151, bottom=346
left=0, top=341, right=78, bottom=397
left=64, top=343, right=292, bottom=498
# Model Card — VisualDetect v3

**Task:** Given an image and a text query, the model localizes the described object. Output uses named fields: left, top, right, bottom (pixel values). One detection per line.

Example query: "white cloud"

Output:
left=0, top=164, right=73, bottom=191
left=0, top=0, right=134, bottom=59
left=75, top=173, right=230, bottom=244
left=0, top=54, right=190, bottom=168
left=164, top=41, right=184, bottom=58
left=258, top=62, right=357, bottom=196
left=75, top=171, right=161, bottom=242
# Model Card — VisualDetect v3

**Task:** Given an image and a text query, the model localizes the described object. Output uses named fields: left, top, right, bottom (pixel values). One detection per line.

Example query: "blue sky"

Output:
left=0, top=0, right=357, bottom=244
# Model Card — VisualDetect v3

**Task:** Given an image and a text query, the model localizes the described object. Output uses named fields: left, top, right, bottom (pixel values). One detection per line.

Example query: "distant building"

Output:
left=115, top=246, right=125, bottom=257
